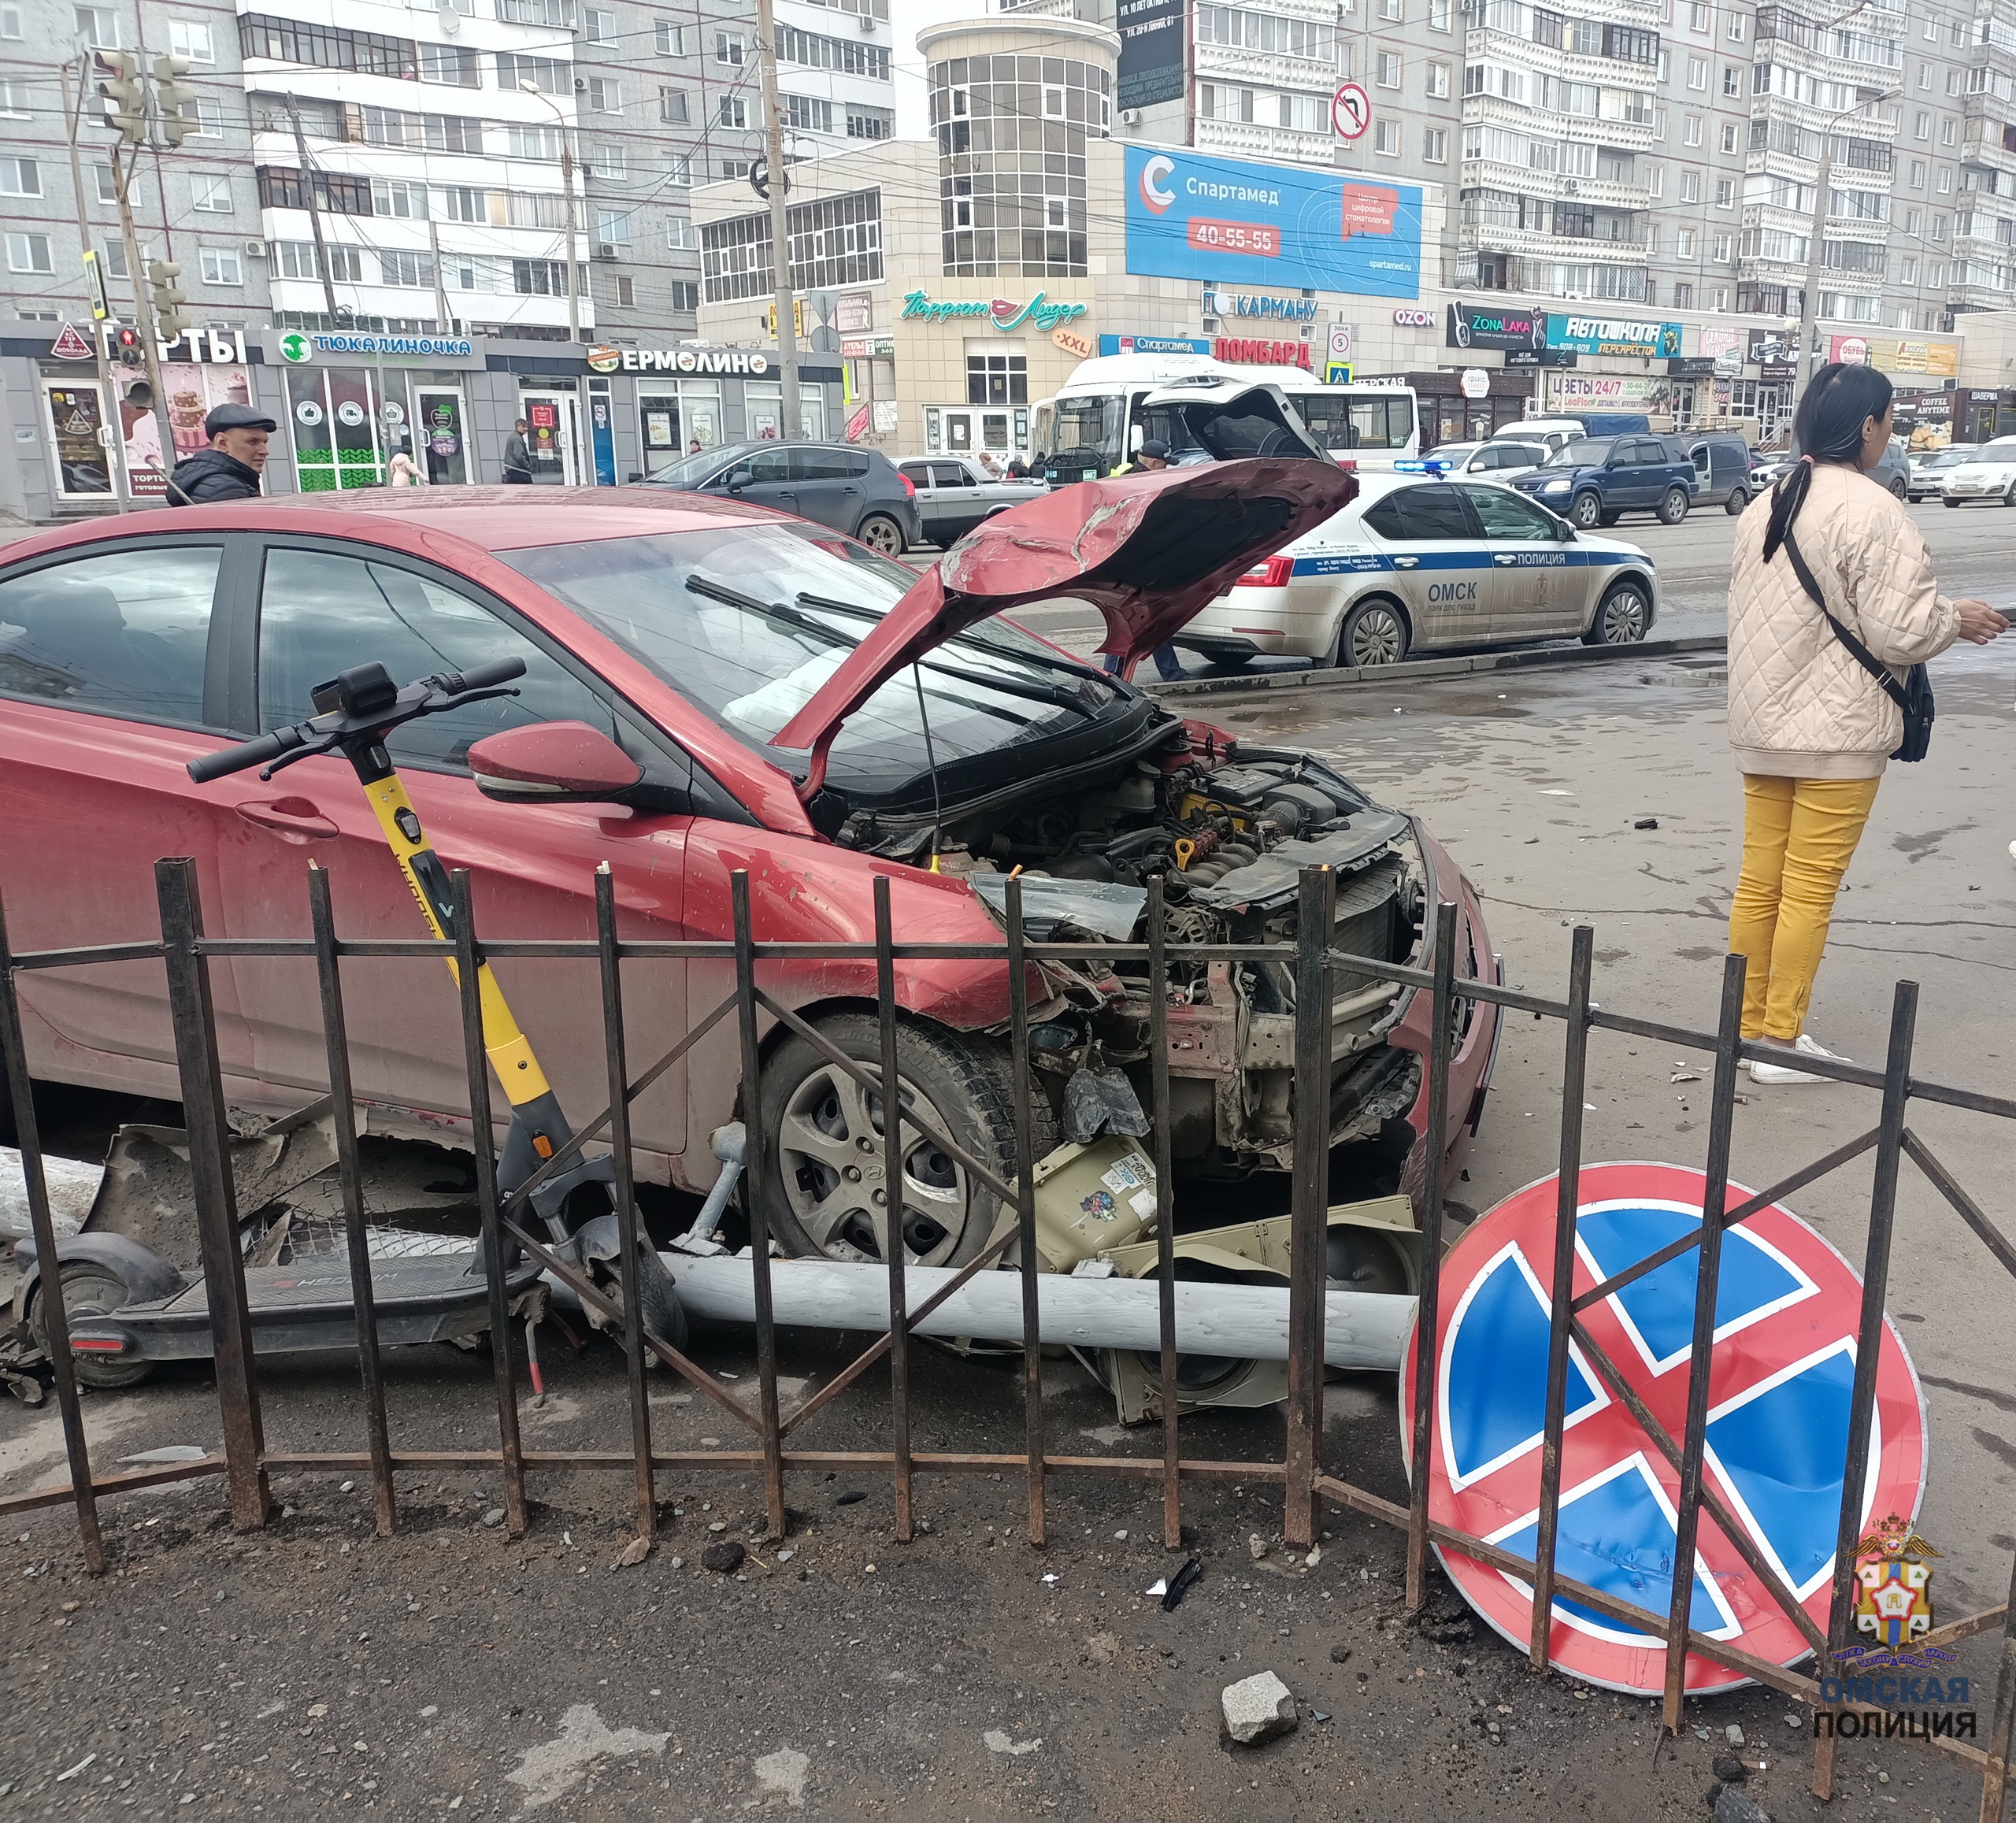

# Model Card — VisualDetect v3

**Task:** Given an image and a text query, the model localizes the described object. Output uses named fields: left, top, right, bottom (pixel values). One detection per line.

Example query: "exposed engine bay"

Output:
left=832, top=721, right=1430, bottom=1177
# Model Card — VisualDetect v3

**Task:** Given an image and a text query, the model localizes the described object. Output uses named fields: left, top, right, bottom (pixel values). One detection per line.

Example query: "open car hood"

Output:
left=1137, top=380, right=1331, bottom=464
left=771, top=458, right=1357, bottom=798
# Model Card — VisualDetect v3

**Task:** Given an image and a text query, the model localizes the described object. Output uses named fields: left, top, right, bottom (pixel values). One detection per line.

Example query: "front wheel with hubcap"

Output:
left=1336, top=598, right=1410, bottom=668
left=1583, top=579, right=1651, bottom=647
left=758, top=1015, right=1050, bottom=1267
left=856, top=513, right=906, bottom=555
left=32, top=1261, right=151, bottom=1388
left=1656, top=485, right=1690, bottom=524
left=1569, top=491, right=1603, bottom=530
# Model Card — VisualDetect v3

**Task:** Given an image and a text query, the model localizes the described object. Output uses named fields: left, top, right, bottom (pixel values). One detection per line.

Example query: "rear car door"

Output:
left=1618, top=438, right=1666, bottom=509
left=1356, top=484, right=1493, bottom=652
left=203, top=539, right=694, bottom=1162
left=789, top=448, right=866, bottom=532
left=1462, top=483, right=1581, bottom=639
left=930, top=460, right=985, bottom=541
left=899, top=461, right=940, bottom=543
left=0, top=535, right=258, bottom=1099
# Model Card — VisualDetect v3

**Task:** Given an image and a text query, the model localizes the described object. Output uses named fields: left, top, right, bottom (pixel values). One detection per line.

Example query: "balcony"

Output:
left=1193, top=43, right=1346, bottom=92
left=1460, top=157, right=1650, bottom=213
left=1195, top=116, right=1340, bottom=167
left=1464, top=220, right=1653, bottom=261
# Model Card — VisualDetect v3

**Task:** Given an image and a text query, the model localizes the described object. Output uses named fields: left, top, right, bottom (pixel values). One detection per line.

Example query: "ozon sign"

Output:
left=1392, top=308, right=1434, bottom=328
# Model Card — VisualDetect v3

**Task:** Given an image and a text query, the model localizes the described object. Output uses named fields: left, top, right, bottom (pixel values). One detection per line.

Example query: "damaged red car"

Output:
left=0, top=450, right=1498, bottom=1273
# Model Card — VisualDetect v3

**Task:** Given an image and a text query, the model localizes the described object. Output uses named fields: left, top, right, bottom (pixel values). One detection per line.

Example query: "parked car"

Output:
left=1495, top=414, right=1654, bottom=454
left=1939, top=436, right=2016, bottom=506
left=639, top=440, right=920, bottom=554
left=0, top=472, right=1497, bottom=1274
left=1907, top=443, right=1977, bottom=501
left=1177, top=471, right=1658, bottom=669
left=1677, top=432, right=1756, bottom=515
left=896, top=455, right=1047, bottom=547
left=1757, top=435, right=1910, bottom=501
left=1509, top=434, right=1697, bottom=528
left=1420, top=440, right=1550, bottom=482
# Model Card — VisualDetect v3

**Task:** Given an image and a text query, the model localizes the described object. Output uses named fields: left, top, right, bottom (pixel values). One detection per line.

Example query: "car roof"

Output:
left=0, top=484, right=798, bottom=565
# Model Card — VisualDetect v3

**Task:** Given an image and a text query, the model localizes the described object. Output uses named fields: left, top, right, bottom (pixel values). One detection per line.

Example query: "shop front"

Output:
left=1397, top=369, right=1540, bottom=445
left=261, top=329, right=487, bottom=494
left=580, top=343, right=838, bottom=477
left=19, top=326, right=254, bottom=510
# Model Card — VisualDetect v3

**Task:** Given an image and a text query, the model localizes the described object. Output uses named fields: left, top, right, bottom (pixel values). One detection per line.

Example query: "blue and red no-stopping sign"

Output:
left=1400, top=1162, right=1927, bottom=1694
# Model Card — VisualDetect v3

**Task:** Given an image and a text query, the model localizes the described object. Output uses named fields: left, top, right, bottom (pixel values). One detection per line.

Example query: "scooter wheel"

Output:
left=32, top=1262, right=154, bottom=1388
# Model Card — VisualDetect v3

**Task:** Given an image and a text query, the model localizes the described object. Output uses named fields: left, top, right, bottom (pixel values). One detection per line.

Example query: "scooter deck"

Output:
left=71, top=1255, right=541, bottom=1362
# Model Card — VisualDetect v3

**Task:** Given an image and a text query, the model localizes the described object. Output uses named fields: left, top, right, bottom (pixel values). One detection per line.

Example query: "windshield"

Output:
left=1051, top=395, right=1127, bottom=462
left=1976, top=439, right=2016, bottom=461
left=498, top=524, right=1122, bottom=798
left=1547, top=439, right=1614, bottom=467
left=643, top=446, right=739, bottom=487
left=1922, top=446, right=1973, bottom=466
left=1427, top=444, right=1477, bottom=465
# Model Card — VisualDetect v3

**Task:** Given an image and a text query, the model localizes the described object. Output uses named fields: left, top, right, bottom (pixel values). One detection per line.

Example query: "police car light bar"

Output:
left=1393, top=458, right=1453, bottom=476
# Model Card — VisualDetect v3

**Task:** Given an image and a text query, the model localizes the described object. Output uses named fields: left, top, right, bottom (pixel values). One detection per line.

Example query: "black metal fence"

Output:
left=1, top=857, right=2012, bottom=1819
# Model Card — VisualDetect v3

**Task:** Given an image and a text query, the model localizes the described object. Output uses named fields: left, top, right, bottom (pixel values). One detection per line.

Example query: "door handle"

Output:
left=1492, top=554, right=1519, bottom=566
left=236, top=797, right=339, bottom=841
left=1392, top=555, right=1420, bottom=569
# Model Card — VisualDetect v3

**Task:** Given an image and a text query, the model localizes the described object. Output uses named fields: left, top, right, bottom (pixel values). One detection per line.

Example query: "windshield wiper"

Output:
left=795, top=591, right=1111, bottom=689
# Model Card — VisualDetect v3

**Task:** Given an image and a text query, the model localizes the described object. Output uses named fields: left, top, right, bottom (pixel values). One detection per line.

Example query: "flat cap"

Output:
left=205, top=402, right=277, bottom=437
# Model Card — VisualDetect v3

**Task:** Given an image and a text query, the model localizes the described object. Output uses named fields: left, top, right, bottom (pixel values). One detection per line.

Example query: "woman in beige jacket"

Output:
left=1728, top=362, right=2005, bottom=1082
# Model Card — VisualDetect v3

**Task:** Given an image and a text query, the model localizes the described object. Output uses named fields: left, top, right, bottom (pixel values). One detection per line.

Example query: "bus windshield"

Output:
left=1051, top=394, right=1128, bottom=465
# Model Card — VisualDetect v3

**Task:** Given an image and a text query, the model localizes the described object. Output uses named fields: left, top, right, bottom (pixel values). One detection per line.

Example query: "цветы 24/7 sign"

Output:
left=1125, top=145, right=1423, bottom=298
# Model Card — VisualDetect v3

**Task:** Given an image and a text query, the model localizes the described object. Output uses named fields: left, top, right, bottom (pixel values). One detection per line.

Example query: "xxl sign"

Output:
left=1125, top=146, right=1421, bottom=298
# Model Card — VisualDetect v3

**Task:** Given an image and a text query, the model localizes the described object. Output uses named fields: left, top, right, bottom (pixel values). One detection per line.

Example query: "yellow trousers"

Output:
left=1727, top=775, right=1881, bottom=1042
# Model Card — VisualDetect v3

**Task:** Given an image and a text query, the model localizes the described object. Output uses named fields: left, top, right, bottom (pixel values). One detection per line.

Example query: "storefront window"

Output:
left=747, top=380, right=783, bottom=440
left=415, top=387, right=468, bottom=484
left=43, top=383, right=112, bottom=499
left=965, top=351, right=1027, bottom=406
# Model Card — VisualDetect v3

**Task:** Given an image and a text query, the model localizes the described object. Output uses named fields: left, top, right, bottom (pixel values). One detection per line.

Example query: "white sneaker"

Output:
left=1749, top=1032, right=1848, bottom=1085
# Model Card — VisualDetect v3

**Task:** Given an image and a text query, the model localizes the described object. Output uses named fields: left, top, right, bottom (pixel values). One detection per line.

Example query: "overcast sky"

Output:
left=889, top=0, right=1001, bottom=138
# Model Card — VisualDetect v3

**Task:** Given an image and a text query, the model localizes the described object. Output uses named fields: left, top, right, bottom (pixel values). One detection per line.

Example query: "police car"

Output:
left=1175, top=465, right=1660, bottom=669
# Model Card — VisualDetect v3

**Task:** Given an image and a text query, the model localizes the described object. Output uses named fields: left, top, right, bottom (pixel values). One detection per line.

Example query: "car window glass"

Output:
left=0, top=546, right=220, bottom=726
left=1465, top=485, right=1558, bottom=541
left=792, top=449, right=844, bottom=482
left=932, top=462, right=972, bottom=488
left=737, top=450, right=788, bottom=484
left=1364, top=486, right=1472, bottom=541
left=899, top=463, right=933, bottom=488
left=257, top=547, right=613, bottom=769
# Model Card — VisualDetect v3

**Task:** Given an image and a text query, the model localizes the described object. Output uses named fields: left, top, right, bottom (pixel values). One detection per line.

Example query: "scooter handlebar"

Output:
left=185, top=727, right=295, bottom=784
left=437, top=656, right=526, bottom=695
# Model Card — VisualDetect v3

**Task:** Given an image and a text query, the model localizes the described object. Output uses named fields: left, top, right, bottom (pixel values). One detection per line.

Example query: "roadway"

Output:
left=1001, top=493, right=2016, bottom=668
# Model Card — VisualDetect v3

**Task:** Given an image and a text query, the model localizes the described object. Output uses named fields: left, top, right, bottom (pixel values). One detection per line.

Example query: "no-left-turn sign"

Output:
left=1332, top=82, right=1370, bottom=140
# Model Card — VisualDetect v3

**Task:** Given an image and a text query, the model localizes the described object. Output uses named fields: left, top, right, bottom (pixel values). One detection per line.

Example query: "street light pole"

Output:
left=755, top=0, right=802, bottom=437
left=1794, top=86, right=1899, bottom=402
left=520, top=82, right=580, bottom=345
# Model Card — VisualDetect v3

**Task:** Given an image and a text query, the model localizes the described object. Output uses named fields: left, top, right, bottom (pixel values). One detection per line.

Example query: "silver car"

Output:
left=1177, top=472, right=1660, bottom=669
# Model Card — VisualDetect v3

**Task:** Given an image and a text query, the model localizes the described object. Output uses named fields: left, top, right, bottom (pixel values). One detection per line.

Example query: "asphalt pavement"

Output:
left=2, top=647, right=2011, bottom=1821
left=1009, top=495, right=2016, bottom=668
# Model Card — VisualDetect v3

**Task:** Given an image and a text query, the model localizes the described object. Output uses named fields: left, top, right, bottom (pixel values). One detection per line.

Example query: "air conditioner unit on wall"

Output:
left=244, top=238, right=267, bottom=258
left=1121, top=109, right=1141, bottom=125
left=595, top=243, right=621, bottom=260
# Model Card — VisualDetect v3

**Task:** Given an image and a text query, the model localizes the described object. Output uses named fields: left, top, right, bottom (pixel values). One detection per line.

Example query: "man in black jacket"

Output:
left=502, top=419, right=534, bottom=484
left=167, top=403, right=275, bottom=504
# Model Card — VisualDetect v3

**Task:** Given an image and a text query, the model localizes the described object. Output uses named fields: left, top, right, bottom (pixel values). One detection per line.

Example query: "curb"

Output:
left=1142, top=635, right=1728, bottom=702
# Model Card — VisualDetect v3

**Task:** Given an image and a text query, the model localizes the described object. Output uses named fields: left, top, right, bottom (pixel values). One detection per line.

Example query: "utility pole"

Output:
left=517, top=83, right=579, bottom=344
left=107, top=143, right=178, bottom=495
left=755, top=0, right=801, bottom=436
left=428, top=217, right=452, bottom=335
left=287, top=102, right=343, bottom=324
left=59, top=54, right=131, bottom=510
left=1795, top=86, right=1899, bottom=404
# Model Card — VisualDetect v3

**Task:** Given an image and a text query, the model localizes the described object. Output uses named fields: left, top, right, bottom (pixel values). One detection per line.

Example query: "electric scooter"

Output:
left=13, top=657, right=685, bottom=1386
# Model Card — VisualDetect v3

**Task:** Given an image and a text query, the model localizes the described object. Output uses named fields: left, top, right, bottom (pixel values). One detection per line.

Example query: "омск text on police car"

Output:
left=1176, top=463, right=1660, bottom=670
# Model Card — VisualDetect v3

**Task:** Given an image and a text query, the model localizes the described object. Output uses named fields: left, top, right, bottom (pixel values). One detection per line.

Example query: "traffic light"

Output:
left=98, top=50, right=147, bottom=144
left=153, top=54, right=196, bottom=147
left=113, top=325, right=143, bottom=368
left=147, top=259, right=188, bottom=344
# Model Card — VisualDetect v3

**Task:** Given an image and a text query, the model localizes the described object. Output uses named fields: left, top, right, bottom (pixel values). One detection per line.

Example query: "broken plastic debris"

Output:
left=969, top=873, right=1147, bottom=942
left=117, top=1446, right=209, bottom=1465
left=1040, top=1571, right=1061, bottom=1585
left=1145, top=1577, right=1169, bottom=1599
left=1062, top=1065, right=1151, bottom=1143
left=1634, top=817, right=1659, bottom=830
left=1162, top=1557, right=1203, bottom=1611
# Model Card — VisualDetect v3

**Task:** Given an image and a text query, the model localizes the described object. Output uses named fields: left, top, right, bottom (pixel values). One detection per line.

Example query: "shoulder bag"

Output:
left=1781, top=524, right=1933, bottom=762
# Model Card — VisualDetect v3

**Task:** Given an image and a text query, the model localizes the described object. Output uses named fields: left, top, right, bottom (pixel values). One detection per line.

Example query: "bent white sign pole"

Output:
left=661, top=1252, right=1414, bottom=1372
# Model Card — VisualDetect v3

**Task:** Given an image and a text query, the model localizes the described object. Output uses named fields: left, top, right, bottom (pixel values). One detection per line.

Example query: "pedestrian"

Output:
left=1006, top=458, right=1028, bottom=478
left=1727, top=361, right=2006, bottom=1083
left=688, top=437, right=702, bottom=455
left=386, top=442, right=424, bottom=487
left=165, top=402, right=275, bottom=505
left=502, top=418, right=534, bottom=484
left=1105, top=442, right=1182, bottom=681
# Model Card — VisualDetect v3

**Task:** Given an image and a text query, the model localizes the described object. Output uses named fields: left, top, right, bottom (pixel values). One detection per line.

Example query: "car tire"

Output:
left=857, top=513, right=906, bottom=555
left=1336, top=597, right=1410, bottom=669
left=1582, top=579, right=1651, bottom=648
left=1944, top=497, right=1962, bottom=508
left=2005, top=484, right=2016, bottom=509
left=30, top=1261, right=153, bottom=1389
left=1723, top=487, right=1748, bottom=517
left=1890, top=476, right=1908, bottom=501
left=1569, top=491, right=1603, bottom=530
left=1596, top=509, right=1621, bottom=528
left=757, top=1013, right=1053, bottom=1268
left=1656, top=486, right=1690, bottom=525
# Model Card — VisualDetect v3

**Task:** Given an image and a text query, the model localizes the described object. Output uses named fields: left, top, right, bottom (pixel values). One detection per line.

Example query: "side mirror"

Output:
left=727, top=469, right=754, bottom=492
left=625, top=470, right=643, bottom=483
left=1556, top=521, right=1577, bottom=542
left=469, top=721, right=645, bottom=806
